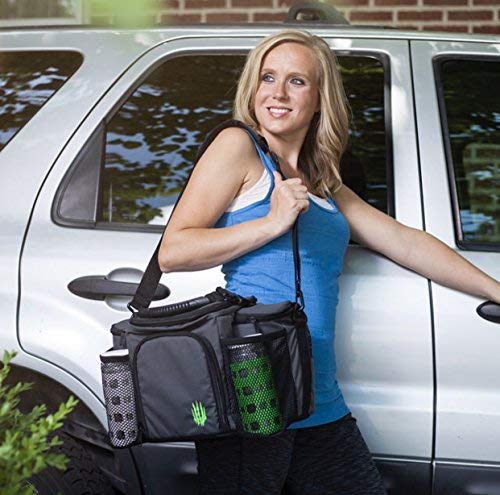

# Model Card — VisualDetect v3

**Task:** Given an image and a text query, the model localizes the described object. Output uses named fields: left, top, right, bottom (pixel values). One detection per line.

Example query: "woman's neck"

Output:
left=256, top=126, right=307, bottom=172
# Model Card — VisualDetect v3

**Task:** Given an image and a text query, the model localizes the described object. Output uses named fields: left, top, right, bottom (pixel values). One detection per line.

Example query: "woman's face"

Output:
left=254, top=42, right=320, bottom=140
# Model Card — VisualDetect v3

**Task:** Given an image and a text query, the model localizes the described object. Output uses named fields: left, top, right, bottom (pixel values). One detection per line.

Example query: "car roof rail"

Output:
left=284, top=2, right=350, bottom=25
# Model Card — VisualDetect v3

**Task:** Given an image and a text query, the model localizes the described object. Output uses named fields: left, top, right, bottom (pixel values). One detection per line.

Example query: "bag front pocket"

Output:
left=221, top=329, right=298, bottom=436
left=132, top=332, right=229, bottom=441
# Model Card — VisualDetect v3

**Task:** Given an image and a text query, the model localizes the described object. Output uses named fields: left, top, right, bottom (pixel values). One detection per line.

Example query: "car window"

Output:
left=0, top=51, right=82, bottom=153
left=437, top=57, right=499, bottom=250
left=58, top=52, right=389, bottom=229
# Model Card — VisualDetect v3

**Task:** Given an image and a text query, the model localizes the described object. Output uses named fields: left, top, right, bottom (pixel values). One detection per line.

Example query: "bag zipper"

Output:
left=131, top=331, right=229, bottom=433
left=131, top=301, right=234, bottom=327
left=189, top=333, right=229, bottom=431
left=235, top=304, right=296, bottom=324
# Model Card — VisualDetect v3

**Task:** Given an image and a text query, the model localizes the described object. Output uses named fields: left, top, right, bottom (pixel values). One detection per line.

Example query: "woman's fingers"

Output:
left=268, top=171, right=310, bottom=232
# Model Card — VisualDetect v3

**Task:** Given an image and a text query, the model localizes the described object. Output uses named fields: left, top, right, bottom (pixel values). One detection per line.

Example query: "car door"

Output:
left=411, top=39, right=500, bottom=494
left=20, top=31, right=433, bottom=494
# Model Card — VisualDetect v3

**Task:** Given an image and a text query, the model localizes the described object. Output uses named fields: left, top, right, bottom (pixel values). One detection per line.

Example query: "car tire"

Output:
left=30, top=432, right=115, bottom=495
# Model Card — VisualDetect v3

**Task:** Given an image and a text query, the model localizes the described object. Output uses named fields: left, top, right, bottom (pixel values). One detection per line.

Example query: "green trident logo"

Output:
left=191, top=401, right=207, bottom=427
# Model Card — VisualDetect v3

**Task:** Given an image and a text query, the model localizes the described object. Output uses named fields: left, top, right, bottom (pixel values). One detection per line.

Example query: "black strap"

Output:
left=128, top=119, right=304, bottom=312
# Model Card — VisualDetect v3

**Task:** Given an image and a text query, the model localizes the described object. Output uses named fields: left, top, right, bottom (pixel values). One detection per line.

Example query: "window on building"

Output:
left=437, top=57, right=499, bottom=250
left=0, top=0, right=84, bottom=25
left=0, top=51, right=83, bottom=153
left=97, top=53, right=388, bottom=228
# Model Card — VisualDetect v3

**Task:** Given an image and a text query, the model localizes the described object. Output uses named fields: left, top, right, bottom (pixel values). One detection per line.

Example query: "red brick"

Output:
left=424, top=24, right=469, bottom=31
left=231, top=0, right=272, bottom=6
left=473, top=0, right=500, bottom=4
left=160, top=13, right=202, bottom=23
left=206, top=12, right=249, bottom=21
left=375, top=0, right=416, bottom=5
left=448, top=9, right=493, bottom=19
left=349, top=10, right=393, bottom=21
left=473, top=24, right=500, bottom=32
left=254, top=12, right=286, bottom=21
left=158, top=0, right=180, bottom=8
left=186, top=0, right=225, bottom=7
left=328, top=0, right=369, bottom=5
left=423, top=0, right=467, bottom=4
left=398, top=10, right=443, bottom=20
left=394, top=24, right=421, bottom=29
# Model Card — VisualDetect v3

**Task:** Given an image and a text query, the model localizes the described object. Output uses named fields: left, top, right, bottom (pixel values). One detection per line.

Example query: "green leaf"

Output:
left=0, top=349, right=78, bottom=492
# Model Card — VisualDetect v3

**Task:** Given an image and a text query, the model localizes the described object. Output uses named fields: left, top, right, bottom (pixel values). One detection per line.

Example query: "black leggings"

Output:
left=195, top=413, right=387, bottom=495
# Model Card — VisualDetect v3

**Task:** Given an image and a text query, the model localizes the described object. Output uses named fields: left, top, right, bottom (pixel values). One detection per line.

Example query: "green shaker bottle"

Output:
left=228, top=339, right=284, bottom=434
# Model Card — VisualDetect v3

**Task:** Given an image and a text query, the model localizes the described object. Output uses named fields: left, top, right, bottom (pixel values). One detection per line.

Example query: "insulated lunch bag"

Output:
left=100, top=120, right=315, bottom=448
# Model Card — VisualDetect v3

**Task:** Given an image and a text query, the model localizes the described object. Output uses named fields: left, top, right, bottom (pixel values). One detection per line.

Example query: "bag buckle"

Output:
left=215, top=287, right=256, bottom=306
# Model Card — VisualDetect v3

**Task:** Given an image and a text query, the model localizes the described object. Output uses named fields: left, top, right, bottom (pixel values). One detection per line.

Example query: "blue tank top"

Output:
left=215, top=131, right=351, bottom=428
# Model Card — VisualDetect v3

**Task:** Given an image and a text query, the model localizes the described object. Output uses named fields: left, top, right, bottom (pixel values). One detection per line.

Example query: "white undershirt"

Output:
left=226, top=170, right=334, bottom=212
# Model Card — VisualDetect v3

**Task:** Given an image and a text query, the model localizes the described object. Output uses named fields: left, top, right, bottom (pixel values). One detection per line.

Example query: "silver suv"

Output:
left=1, top=9, right=499, bottom=495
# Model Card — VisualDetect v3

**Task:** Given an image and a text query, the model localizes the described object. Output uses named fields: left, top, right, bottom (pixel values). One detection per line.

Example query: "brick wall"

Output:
left=90, top=0, right=500, bottom=34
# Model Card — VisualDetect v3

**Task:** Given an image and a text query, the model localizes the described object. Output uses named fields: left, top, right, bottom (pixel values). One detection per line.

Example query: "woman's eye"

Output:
left=291, top=77, right=304, bottom=85
left=262, top=74, right=274, bottom=82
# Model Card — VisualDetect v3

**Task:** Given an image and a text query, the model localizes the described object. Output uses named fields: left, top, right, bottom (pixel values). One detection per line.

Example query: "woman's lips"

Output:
left=267, top=107, right=292, bottom=118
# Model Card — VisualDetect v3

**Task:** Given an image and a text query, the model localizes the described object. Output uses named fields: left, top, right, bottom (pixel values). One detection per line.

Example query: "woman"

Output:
left=158, top=29, right=500, bottom=494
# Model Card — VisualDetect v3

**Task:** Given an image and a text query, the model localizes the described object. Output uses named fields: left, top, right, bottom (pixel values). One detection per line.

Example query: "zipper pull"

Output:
left=249, top=317, right=262, bottom=334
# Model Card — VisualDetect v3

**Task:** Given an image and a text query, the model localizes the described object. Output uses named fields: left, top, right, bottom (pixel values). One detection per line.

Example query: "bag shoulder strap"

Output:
left=128, top=119, right=304, bottom=312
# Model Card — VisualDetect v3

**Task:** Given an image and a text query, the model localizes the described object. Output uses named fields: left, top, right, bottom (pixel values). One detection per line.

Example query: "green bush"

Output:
left=0, top=350, right=78, bottom=495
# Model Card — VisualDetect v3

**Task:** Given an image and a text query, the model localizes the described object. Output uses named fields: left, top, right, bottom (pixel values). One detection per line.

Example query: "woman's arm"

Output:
left=158, top=128, right=308, bottom=272
left=334, top=185, right=500, bottom=304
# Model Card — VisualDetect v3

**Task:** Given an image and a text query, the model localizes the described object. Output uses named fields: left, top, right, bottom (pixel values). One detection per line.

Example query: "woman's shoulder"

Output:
left=208, top=126, right=257, bottom=156
left=198, top=125, right=262, bottom=178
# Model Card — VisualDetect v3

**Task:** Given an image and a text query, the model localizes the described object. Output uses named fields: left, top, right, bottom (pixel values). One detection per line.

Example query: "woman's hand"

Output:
left=267, top=171, right=309, bottom=235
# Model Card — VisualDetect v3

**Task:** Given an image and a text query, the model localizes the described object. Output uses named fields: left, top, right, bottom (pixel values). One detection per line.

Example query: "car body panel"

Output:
left=411, top=39, right=500, bottom=464
left=18, top=33, right=434, bottom=465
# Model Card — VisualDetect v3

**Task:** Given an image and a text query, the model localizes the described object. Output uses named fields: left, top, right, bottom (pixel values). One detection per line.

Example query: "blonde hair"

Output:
left=234, top=29, right=351, bottom=196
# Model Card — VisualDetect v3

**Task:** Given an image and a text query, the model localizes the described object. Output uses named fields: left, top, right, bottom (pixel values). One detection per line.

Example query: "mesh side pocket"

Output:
left=100, top=351, right=138, bottom=448
left=222, top=329, right=297, bottom=436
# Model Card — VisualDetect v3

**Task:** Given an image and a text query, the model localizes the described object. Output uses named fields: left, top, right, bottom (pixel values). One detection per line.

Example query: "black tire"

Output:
left=30, top=432, right=115, bottom=495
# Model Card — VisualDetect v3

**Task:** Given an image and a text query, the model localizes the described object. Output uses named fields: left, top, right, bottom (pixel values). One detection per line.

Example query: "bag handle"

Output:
left=128, top=119, right=305, bottom=312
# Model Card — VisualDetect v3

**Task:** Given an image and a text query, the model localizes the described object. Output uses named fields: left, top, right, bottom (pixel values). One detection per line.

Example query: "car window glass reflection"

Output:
left=100, top=54, right=387, bottom=226
left=0, top=51, right=82, bottom=152
left=440, top=59, right=500, bottom=247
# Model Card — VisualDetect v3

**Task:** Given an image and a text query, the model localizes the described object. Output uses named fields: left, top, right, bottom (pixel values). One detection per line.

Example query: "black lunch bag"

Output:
left=100, top=120, right=314, bottom=448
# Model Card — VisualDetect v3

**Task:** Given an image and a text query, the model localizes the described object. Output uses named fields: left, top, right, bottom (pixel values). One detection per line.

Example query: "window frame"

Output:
left=434, top=53, right=500, bottom=253
left=52, top=47, right=393, bottom=234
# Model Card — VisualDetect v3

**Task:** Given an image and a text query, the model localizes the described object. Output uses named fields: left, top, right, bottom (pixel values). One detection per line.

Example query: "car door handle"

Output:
left=68, top=275, right=170, bottom=302
left=476, top=301, right=500, bottom=324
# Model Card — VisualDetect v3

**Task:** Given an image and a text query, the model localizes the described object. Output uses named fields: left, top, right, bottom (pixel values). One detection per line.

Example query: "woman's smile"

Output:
left=268, top=106, right=292, bottom=118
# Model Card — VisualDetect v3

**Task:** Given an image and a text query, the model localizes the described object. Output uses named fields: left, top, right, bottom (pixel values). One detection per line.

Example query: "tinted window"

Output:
left=99, top=53, right=387, bottom=227
left=0, top=51, right=82, bottom=152
left=438, top=58, right=499, bottom=248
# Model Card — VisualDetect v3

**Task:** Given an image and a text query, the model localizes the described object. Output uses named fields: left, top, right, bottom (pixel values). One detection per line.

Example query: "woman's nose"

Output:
left=273, top=80, right=288, bottom=99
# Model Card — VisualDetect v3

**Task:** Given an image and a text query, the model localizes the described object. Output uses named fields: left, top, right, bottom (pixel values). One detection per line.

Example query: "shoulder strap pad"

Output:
left=129, top=119, right=273, bottom=311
